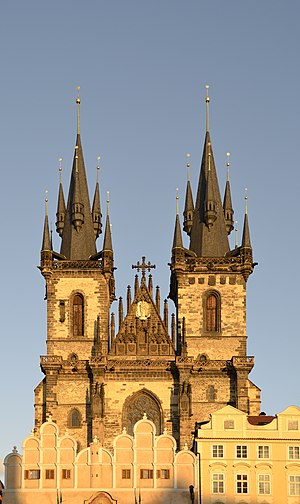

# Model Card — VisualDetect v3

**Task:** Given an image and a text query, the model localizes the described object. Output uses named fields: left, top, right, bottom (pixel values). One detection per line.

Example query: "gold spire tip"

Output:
left=176, top=188, right=179, bottom=215
left=186, top=153, right=191, bottom=181
left=226, top=152, right=230, bottom=181
left=106, top=191, right=110, bottom=215
left=205, top=85, right=210, bottom=132
left=45, top=190, right=49, bottom=216
left=76, top=85, right=81, bottom=104
left=59, top=157, right=63, bottom=171
left=205, top=84, right=210, bottom=102
left=244, top=187, right=248, bottom=214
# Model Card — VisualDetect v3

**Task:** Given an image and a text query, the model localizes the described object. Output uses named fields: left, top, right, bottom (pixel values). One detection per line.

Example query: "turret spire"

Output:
left=42, top=191, right=51, bottom=251
left=172, top=189, right=183, bottom=249
left=55, top=157, right=66, bottom=237
left=92, top=156, right=102, bottom=239
left=103, top=192, right=113, bottom=252
left=60, top=95, right=97, bottom=259
left=223, top=152, right=234, bottom=235
left=189, top=88, right=230, bottom=257
left=183, top=153, right=194, bottom=236
left=242, top=188, right=251, bottom=248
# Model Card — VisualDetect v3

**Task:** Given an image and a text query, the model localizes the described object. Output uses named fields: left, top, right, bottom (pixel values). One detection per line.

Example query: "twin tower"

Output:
left=38, top=93, right=260, bottom=451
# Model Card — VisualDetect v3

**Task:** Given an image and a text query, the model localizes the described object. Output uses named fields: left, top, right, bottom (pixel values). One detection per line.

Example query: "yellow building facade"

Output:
left=196, top=405, right=300, bottom=504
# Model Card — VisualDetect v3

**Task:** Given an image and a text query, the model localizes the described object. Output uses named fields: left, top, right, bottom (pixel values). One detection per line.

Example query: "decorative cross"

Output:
left=132, top=256, right=156, bottom=278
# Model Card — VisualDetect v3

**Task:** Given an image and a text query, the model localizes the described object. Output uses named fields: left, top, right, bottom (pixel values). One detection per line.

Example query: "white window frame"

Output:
left=236, top=473, right=248, bottom=494
left=288, top=446, right=300, bottom=460
left=258, top=474, right=271, bottom=495
left=289, top=475, right=300, bottom=496
left=257, top=445, right=270, bottom=459
left=212, top=473, right=225, bottom=494
left=212, top=444, right=224, bottom=458
left=236, top=445, right=248, bottom=458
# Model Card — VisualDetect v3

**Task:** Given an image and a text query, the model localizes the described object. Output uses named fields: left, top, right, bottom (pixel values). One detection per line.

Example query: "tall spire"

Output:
left=60, top=93, right=97, bottom=259
left=103, top=192, right=113, bottom=252
left=55, top=157, right=66, bottom=237
left=223, top=152, right=234, bottom=235
left=42, top=191, right=52, bottom=252
left=189, top=87, right=230, bottom=257
left=183, top=153, right=194, bottom=236
left=242, top=188, right=251, bottom=248
left=172, top=189, right=183, bottom=249
left=92, top=156, right=102, bottom=239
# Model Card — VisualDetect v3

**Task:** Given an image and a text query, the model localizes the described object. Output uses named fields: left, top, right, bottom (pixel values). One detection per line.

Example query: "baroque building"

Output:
left=4, top=91, right=273, bottom=504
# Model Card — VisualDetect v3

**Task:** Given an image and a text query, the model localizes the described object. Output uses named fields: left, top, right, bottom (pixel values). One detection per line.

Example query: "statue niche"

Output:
left=123, top=390, right=162, bottom=435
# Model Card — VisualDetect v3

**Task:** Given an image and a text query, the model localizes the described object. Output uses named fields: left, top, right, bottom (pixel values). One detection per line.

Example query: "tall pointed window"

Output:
left=206, top=294, right=217, bottom=331
left=73, top=294, right=84, bottom=336
left=203, top=290, right=221, bottom=334
left=69, top=408, right=81, bottom=428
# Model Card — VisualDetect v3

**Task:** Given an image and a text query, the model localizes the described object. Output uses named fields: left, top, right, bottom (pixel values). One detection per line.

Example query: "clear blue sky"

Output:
left=1, top=0, right=300, bottom=479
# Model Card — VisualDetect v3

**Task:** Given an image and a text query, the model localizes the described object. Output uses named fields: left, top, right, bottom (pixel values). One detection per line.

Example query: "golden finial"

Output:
left=176, top=188, right=179, bottom=215
left=96, top=155, right=101, bottom=182
left=245, top=187, right=248, bottom=215
left=186, top=153, right=191, bottom=181
left=235, top=220, right=238, bottom=248
left=226, top=152, right=230, bottom=182
left=45, top=190, right=49, bottom=216
left=59, top=157, right=63, bottom=183
left=76, top=86, right=81, bottom=135
left=208, top=142, right=211, bottom=171
left=106, top=191, right=110, bottom=215
left=205, top=84, right=210, bottom=132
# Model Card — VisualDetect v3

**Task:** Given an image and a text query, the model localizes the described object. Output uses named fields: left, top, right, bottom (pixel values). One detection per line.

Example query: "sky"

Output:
left=1, top=0, right=300, bottom=481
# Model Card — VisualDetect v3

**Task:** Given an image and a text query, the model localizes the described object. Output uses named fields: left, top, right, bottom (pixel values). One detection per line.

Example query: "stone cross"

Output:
left=132, top=256, right=156, bottom=278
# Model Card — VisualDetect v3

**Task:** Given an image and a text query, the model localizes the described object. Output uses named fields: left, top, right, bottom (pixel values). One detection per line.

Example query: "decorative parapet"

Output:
left=232, top=355, right=254, bottom=371
left=53, top=259, right=102, bottom=270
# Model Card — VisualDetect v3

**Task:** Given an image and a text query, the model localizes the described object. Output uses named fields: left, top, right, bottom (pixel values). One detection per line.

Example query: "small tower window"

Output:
left=69, top=408, right=81, bottom=428
left=73, top=294, right=84, bottom=336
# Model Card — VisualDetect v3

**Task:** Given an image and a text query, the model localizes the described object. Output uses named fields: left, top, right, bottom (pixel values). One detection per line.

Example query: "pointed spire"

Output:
left=111, top=312, right=115, bottom=341
left=60, top=94, right=97, bottom=259
left=92, top=156, right=102, bottom=239
left=118, top=297, right=123, bottom=330
left=171, top=313, right=176, bottom=348
left=103, top=192, right=113, bottom=252
left=127, top=285, right=131, bottom=313
left=163, top=299, right=168, bottom=329
left=203, top=142, right=217, bottom=228
left=172, top=189, right=183, bottom=249
left=235, top=220, right=239, bottom=248
left=156, top=285, right=160, bottom=313
left=42, top=191, right=52, bottom=251
left=133, top=275, right=139, bottom=298
left=56, top=157, right=66, bottom=237
left=189, top=88, right=230, bottom=257
left=223, top=152, right=234, bottom=235
left=148, top=274, right=153, bottom=297
left=242, top=188, right=251, bottom=248
left=183, top=154, right=194, bottom=236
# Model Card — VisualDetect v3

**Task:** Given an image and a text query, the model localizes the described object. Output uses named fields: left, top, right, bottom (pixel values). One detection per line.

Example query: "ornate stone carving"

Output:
left=123, top=390, right=162, bottom=435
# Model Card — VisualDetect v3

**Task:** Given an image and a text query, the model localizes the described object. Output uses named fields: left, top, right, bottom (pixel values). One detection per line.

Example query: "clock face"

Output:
left=136, top=300, right=151, bottom=320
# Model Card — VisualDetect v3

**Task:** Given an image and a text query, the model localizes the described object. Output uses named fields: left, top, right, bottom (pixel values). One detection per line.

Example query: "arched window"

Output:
left=69, top=409, right=81, bottom=428
left=122, top=390, right=163, bottom=435
left=206, top=294, right=217, bottom=331
left=203, top=291, right=221, bottom=333
left=73, top=294, right=84, bottom=336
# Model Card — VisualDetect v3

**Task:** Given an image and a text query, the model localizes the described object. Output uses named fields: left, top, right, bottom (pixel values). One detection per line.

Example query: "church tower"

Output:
left=169, top=88, right=261, bottom=431
left=35, top=90, right=260, bottom=453
left=36, top=95, right=115, bottom=450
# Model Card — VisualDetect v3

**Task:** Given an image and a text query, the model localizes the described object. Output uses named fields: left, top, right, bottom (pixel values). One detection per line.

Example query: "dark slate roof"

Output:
left=172, top=213, right=183, bottom=249
left=41, top=214, right=51, bottom=251
left=103, top=213, right=113, bottom=252
left=189, top=132, right=230, bottom=257
left=242, top=212, right=252, bottom=248
left=60, top=134, right=97, bottom=259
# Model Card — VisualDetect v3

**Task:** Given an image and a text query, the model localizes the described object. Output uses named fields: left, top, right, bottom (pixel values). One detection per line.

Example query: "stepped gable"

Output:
left=110, top=276, right=175, bottom=357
